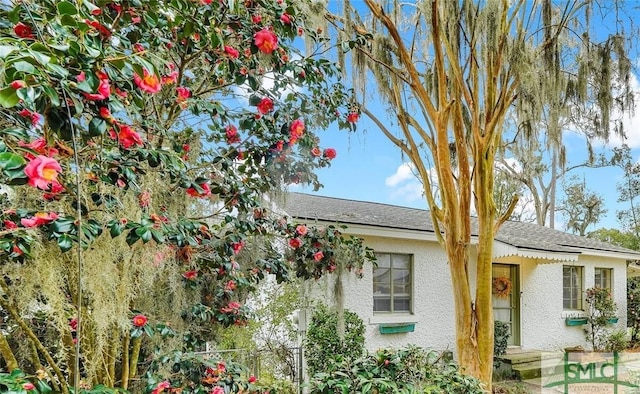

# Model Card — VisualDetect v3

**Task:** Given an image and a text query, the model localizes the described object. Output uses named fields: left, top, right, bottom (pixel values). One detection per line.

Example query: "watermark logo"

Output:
left=544, top=352, right=638, bottom=393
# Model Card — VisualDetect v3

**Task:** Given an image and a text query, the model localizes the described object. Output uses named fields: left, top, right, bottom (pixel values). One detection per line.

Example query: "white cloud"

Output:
left=385, top=162, right=416, bottom=187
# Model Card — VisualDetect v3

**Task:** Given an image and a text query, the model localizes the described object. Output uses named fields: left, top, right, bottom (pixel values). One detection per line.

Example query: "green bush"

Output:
left=303, top=304, right=365, bottom=375
left=308, top=345, right=484, bottom=393
left=585, top=287, right=618, bottom=351
left=606, top=330, right=629, bottom=353
left=494, top=321, right=510, bottom=368
left=628, top=277, right=640, bottom=345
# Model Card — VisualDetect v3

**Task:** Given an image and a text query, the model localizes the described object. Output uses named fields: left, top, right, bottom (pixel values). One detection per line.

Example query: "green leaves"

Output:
left=57, top=1, right=78, bottom=15
left=0, top=151, right=26, bottom=183
left=0, top=87, right=19, bottom=108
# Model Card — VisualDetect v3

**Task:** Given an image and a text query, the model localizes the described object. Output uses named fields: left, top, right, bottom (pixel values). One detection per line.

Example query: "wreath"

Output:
left=492, top=276, right=512, bottom=299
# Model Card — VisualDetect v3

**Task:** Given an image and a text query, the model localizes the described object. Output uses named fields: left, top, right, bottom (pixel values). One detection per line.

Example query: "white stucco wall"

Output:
left=307, top=231, right=629, bottom=354
left=308, top=235, right=457, bottom=353
left=519, top=255, right=627, bottom=351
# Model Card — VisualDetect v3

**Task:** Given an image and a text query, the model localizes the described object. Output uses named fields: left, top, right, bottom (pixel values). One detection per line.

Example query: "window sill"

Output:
left=370, top=314, right=416, bottom=325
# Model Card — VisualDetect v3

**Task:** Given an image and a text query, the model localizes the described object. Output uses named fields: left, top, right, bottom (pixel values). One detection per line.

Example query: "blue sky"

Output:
left=289, top=1, right=640, bottom=234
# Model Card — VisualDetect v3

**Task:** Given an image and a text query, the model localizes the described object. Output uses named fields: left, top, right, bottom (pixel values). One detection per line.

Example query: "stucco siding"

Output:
left=307, top=234, right=629, bottom=355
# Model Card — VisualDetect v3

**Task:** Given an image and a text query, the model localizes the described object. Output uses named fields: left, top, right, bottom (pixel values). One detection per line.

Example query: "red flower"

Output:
left=133, top=43, right=145, bottom=52
left=323, top=148, right=337, bottom=160
left=18, top=109, right=41, bottom=127
left=313, top=251, right=324, bottom=261
left=134, top=68, right=162, bottom=94
left=225, top=280, right=237, bottom=291
left=248, top=375, right=257, bottom=384
left=232, top=241, right=245, bottom=254
left=43, top=182, right=65, bottom=201
left=85, top=19, right=111, bottom=37
left=186, top=182, right=211, bottom=197
left=280, top=13, right=292, bottom=25
left=132, top=314, right=148, bottom=327
left=22, top=383, right=35, bottom=391
left=183, top=270, right=198, bottom=280
left=109, top=124, right=144, bottom=149
left=99, top=107, right=113, bottom=121
left=289, top=238, right=302, bottom=249
left=4, top=220, right=17, bottom=230
left=13, top=23, right=34, bottom=39
left=226, top=125, right=240, bottom=144
left=347, top=112, right=359, bottom=123
left=311, top=147, right=321, bottom=157
left=151, top=381, right=170, bottom=394
left=21, top=212, right=59, bottom=228
left=289, top=119, right=305, bottom=144
left=176, top=86, right=191, bottom=103
left=19, top=138, right=58, bottom=159
left=201, top=0, right=213, bottom=4
left=220, top=301, right=241, bottom=313
left=24, top=156, right=62, bottom=190
left=254, top=28, right=278, bottom=54
left=69, top=317, right=78, bottom=331
left=224, top=46, right=240, bottom=59
left=10, top=80, right=26, bottom=89
left=162, top=70, right=179, bottom=85
left=83, top=73, right=110, bottom=101
left=252, top=15, right=262, bottom=24
left=256, top=97, right=274, bottom=114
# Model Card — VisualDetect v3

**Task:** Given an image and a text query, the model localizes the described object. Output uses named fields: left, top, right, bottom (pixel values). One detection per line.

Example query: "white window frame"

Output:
left=563, top=265, right=584, bottom=310
left=595, top=267, right=613, bottom=293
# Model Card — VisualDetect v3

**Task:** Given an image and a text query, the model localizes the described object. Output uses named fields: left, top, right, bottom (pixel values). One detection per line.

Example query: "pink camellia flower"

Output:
left=22, top=382, right=35, bottom=391
left=13, top=22, right=34, bottom=39
left=151, top=381, right=170, bottom=394
left=24, top=155, right=62, bottom=190
left=99, top=107, right=113, bottom=121
left=220, top=301, right=241, bottom=313
left=21, top=212, right=59, bottom=228
left=296, top=224, right=308, bottom=236
left=311, top=147, right=321, bottom=157
left=226, top=125, right=240, bottom=144
left=248, top=375, right=257, bottom=384
left=43, top=182, right=65, bottom=201
left=19, top=138, right=58, bottom=160
left=289, top=119, right=305, bottom=144
left=109, top=124, right=144, bottom=149
left=313, top=251, right=324, bottom=262
left=10, top=80, right=26, bottom=89
left=289, top=237, right=302, bottom=249
left=224, top=46, right=239, bottom=59
left=280, top=13, right=292, bottom=25
left=252, top=14, right=262, bottom=24
left=133, top=68, right=162, bottom=94
left=132, top=314, right=148, bottom=327
left=186, top=182, right=211, bottom=197
left=76, top=71, right=86, bottom=82
left=162, top=70, right=179, bottom=85
left=254, top=28, right=278, bottom=54
left=211, top=386, right=224, bottom=394
left=182, top=270, right=198, bottom=280
left=225, top=280, right=237, bottom=291
left=83, top=73, right=110, bottom=101
left=176, top=86, right=190, bottom=103
left=347, top=112, right=359, bottom=123
left=323, top=148, right=337, bottom=160
left=256, top=97, right=274, bottom=114
left=18, top=109, right=41, bottom=127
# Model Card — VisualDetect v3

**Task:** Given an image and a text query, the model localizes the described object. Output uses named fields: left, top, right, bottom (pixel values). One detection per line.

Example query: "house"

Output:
left=282, top=192, right=640, bottom=353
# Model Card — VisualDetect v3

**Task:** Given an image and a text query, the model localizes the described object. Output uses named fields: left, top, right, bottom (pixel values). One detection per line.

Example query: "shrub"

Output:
left=606, top=330, right=629, bottom=353
left=308, top=345, right=484, bottom=393
left=303, top=304, right=365, bottom=375
left=628, top=277, right=640, bottom=345
left=584, top=287, right=618, bottom=351
left=494, top=321, right=510, bottom=368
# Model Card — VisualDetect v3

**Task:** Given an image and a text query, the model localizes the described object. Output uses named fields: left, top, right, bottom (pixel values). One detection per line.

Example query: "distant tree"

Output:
left=588, top=228, right=640, bottom=251
left=558, top=176, right=607, bottom=236
left=614, top=145, right=640, bottom=238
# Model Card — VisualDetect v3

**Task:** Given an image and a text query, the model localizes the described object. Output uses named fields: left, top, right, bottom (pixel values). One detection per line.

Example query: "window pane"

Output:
left=373, top=253, right=412, bottom=313
left=563, top=266, right=583, bottom=310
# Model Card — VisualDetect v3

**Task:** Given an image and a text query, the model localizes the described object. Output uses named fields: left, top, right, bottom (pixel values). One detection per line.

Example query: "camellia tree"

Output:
left=0, top=1, right=373, bottom=393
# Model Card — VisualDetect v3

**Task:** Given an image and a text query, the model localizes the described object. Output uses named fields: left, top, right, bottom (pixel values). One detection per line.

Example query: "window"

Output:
left=563, top=265, right=584, bottom=310
left=373, top=253, right=411, bottom=313
left=595, top=268, right=613, bottom=291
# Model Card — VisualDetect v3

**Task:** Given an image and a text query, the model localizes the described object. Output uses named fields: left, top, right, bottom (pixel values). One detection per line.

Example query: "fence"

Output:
left=197, top=345, right=303, bottom=393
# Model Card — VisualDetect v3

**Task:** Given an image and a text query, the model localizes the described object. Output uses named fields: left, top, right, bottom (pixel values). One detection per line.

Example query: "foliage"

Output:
left=308, top=346, right=485, bottom=394
left=559, top=175, right=607, bottom=236
left=588, top=228, right=640, bottom=251
left=493, top=321, right=510, bottom=369
left=303, top=304, right=365, bottom=376
left=606, top=330, right=629, bottom=353
left=628, top=276, right=640, bottom=345
left=584, top=287, right=618, bottom=351
left=614, top=145, right=640, bottom=238
left=0, top=0, right=375, bottom=393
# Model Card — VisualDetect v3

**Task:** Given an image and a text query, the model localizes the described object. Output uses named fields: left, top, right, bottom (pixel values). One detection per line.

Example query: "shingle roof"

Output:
left=282, top=192, right=640, bottom=257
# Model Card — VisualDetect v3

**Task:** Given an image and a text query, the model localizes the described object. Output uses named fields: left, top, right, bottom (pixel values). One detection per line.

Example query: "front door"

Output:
left=492, top=264, right=520, bottom=346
